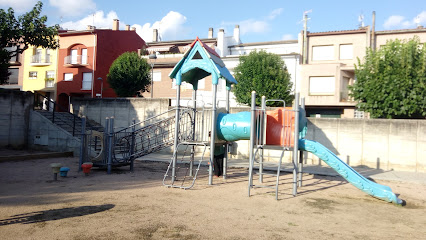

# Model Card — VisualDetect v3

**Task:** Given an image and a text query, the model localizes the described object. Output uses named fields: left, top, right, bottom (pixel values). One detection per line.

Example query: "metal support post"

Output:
left=209, top=82, right=218, bottom=185
left=78, top=117, right=86, bottom=172
left=104, top=117, right=110, bottom=165
left=292, top=93, right=300, bottom=196
left=130, top=118, right=136, bottom=172
left=298, top=97, right=305, bottom=187
left=107, top=117, right=114, bottom=174
left=248, top=91, right=257, bottom=196
left=223, top=84, right=231, bottom=179
left=189, top=90, right=197, bottom=177
left=259, top=96, right=266, bottom=183
left=172, top=83, right=181, bottom=183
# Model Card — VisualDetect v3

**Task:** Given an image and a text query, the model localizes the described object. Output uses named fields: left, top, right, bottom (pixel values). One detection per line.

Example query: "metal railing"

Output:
left=64, top=55, right=88, bottom=65
left=31, top=54, right=51, bottom=64
left=114, top=107, right=195, bottom=161
left=82, top=107, right=197, bottom=172
left=33, top=92, right=101, bottom=136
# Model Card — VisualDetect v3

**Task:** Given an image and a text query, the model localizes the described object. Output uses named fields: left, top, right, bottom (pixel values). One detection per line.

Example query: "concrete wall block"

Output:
left=388, top=120, right=417, bottom=169
left=361, top=120, right=389, bottom=168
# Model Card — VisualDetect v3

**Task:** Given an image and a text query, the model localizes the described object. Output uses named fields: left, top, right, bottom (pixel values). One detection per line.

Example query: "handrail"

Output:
left=33, top=92, right=100, bottom=136
left=116, top=106, right=192, bottom=133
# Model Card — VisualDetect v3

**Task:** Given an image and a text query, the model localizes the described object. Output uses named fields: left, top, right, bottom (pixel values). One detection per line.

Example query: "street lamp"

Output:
left=148, top=53, right=157, bottom=98
left=97, top=77, right=103, bottom=98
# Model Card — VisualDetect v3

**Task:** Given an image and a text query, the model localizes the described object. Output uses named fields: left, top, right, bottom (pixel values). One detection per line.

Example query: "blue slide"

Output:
left=299, top=139, right=403, bottom=205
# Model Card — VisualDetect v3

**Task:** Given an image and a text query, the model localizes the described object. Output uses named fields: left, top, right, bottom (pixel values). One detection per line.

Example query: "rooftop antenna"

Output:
left=415, top=16, right=421, bottom=28
left=358, top=14, right=365, bottom=28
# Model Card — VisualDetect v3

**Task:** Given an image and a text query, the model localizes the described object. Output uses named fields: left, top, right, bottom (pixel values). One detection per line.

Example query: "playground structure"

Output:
left=79, top=37, right=402, bottom=204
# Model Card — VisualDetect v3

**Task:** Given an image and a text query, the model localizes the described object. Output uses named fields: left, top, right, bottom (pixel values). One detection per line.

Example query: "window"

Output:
left=82, top=72, right=92, bottom=90
left=29, top=71, right=38, bottom=79
left=64, top=73, right=73, bottom=81
left=312, top=45, right=334, bottom=61
left=339, top=44, right=353, bottom=60
left=6, top=68, right=19, bottom=84
left=71, top=49, right=78, bottom=64
left=172, top=79, right=192, bottom=89
left=153, top=71, right=161, bottom=82
left=198, top=78, right=205, bottom=89
left=46, top=71, right=55, bottom=79
left=45, top=48, right=51, bottom=63
left=309, top=76, right=335, bottom=95
left=82, top=48, right=87, bottom=64
left=5, top=46, right=18, bottom=62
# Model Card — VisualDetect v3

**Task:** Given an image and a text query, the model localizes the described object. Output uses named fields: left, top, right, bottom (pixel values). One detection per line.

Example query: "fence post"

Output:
left=78, top=117, right=86, bottom=171
left=130, top=118, right=136, bottom=172
left=107, top=117, right=114, bottom=174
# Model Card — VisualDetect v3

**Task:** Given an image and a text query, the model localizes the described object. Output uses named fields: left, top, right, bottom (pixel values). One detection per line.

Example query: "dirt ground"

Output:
left=0, top=156, right=425, bottom=240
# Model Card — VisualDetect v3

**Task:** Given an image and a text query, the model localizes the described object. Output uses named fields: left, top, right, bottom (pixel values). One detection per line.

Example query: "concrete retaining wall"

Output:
left=28, top=111, right=81, bottom=156
left=0, top=90, right=33, bottom=148
left=67, top=98, right=426, bottom=172
left=229, top=117, right=425, bottom=173
left=305, top=118, right=426, bottom=172
left=71, top=98, right=170, bottom=130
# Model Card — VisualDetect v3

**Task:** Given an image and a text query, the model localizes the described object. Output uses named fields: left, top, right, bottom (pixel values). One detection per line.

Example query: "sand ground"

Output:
left=0, top=156, right=425, bottom=240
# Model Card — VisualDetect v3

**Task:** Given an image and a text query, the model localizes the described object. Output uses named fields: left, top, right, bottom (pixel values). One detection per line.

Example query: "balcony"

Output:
left=340, top=90, right=353, bottom=102
left=31, top=55, right=51, bottom=66
left=45, top=79, right=55, bottom=88
left=64, top=55, right=88, bottom=67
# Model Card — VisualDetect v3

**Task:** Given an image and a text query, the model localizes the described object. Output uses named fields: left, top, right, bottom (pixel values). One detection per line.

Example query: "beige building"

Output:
left=300, top=26, right=426, bottom=118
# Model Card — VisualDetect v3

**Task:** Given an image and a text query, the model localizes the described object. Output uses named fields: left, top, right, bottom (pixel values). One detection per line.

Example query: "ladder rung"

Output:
left=252, top=185, right=276, bottom=189
left=256, top=172, right=280, bottom=176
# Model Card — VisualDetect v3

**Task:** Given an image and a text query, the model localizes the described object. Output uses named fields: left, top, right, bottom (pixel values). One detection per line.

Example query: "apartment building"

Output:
left=1, top=45, right=25, bottom=90
left=21, top=41, right=59, bottom=105
left=56, top=19, right=146, bottom=110
left=300, top=26, right=426, bottom=118
left=144, top=26, right=301, bottom=107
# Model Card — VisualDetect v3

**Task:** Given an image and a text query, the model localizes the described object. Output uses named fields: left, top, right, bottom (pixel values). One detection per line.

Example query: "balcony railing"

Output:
left=45, top=80, right=55, bottom=88
left=31, top=54, right=51, bottom=66
left=64, top=55, right=88, bottom=66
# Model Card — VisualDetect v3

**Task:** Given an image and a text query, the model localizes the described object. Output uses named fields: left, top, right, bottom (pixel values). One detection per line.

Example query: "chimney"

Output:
left=217, top=28, right=225, bottom=57
left=125, top=24, right=130, bottom=31
left=87, top=25, right=92, bottom=30
left=153, top=29, right=158, bottom=42
left=131, top=27, right=136, bottom=31
left=113, top=19, right=119, bottom=31
left=208, top=27, right=214, bottom=38
left=234, top=25, right=241, bottom=44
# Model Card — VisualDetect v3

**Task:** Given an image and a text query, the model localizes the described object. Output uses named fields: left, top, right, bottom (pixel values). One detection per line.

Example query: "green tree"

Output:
left=0, top=1, right=59, bottom=84
left=233, top=50, right=293, bottom=106
left=107, top=52, right=151, bottom=97
left=351, top=37, right=426, bottom=119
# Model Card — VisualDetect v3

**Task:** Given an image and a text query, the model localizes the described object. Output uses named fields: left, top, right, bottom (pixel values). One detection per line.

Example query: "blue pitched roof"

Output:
left=169, top=37, right=237, bottom=88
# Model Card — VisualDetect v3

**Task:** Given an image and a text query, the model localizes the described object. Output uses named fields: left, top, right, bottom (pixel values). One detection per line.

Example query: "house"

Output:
left=56, top=19, right=146, bottom=110
left=1, top=45, right=25, bottom=90
left=21, top=38, right=59, bottom=105
left=143, top=26, right=301, bottom=107
left=300, top=24, right=426, bottom=118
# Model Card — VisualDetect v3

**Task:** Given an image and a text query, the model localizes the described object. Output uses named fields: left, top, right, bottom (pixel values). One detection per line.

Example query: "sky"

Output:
left=1, top=0, right=426, bottom=43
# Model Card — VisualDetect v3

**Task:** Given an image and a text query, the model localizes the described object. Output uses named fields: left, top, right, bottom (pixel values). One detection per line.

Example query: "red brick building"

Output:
left=56, top=20, right=146, bottom=110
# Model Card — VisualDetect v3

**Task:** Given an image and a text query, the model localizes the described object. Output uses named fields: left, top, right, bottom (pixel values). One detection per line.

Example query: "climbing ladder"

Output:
left=248, top=97, right=297, bottom=200
left=163, top=142, right=210, bottom=189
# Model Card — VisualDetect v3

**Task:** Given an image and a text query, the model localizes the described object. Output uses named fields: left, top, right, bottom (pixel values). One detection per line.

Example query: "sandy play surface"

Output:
left=0, top=156, right=425, bottom=240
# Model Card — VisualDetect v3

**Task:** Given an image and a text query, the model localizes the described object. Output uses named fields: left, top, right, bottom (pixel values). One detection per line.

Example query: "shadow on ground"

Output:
left=0, top=204, right=115, bottom=226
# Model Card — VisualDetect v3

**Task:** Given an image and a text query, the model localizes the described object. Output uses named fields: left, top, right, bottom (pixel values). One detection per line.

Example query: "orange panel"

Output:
left=265, top=107, right=295, bottom=147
